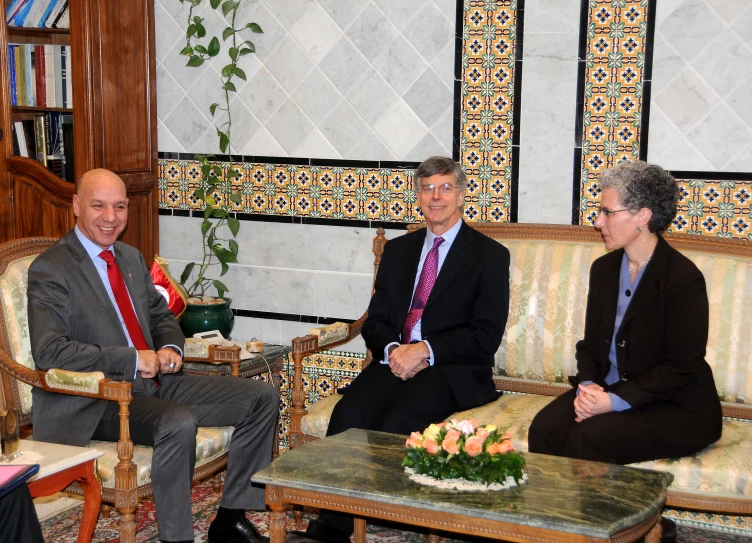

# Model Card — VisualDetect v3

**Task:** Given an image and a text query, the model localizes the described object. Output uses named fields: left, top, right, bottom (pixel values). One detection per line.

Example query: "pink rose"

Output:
left=424, top=437, right=440, bottom=455
left=442, top=434, right=460, bottom=455
left=475, top=427, right=490, bottom=442
left=486, top=441, right=504, bottom=455
left=454, top=420, right=475, bottom=436
left=445, top=429, right=461, bottom=442
left=406, top=432, right=423, bottom=449
left=464, top=436, right=483, bottom=457
left=469, top=419, right=479, bottom=430
left=500, top=440, right=515, bottom=453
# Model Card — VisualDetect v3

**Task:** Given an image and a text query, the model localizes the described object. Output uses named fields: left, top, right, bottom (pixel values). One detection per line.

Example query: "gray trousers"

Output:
left=92, top=374, right=279, bottom=541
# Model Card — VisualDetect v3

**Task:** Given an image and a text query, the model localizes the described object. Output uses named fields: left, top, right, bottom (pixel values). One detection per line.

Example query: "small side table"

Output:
left=10, top=439, right=104, bottom=543
left=183, top=344, right=290, bottom=456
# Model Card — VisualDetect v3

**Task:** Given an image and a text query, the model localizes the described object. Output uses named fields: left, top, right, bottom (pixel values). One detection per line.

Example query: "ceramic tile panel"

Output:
left=577, top=0, right=651, bottom=225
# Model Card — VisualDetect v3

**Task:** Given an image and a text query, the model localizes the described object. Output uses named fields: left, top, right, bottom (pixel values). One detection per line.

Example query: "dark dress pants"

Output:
left=0, top=484, right=45, bottom=543
left=528, top=388, right=712, bottom=464
left=92, top=373, right=279, bottom=542
left=321, top=362, right=460, bottom=535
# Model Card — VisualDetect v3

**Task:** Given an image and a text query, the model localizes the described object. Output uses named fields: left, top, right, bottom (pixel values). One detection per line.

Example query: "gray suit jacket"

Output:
left=28, top=229, right=185, bottom=446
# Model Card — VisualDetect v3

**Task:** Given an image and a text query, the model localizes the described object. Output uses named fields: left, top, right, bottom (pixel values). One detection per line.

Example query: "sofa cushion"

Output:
left=301, top=395, right=341, bottom=439
left=90, top=426, right=234, bottom=489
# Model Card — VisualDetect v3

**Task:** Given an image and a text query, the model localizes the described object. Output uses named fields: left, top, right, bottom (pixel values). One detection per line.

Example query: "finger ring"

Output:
left=169, top=362, right=175, bottom=369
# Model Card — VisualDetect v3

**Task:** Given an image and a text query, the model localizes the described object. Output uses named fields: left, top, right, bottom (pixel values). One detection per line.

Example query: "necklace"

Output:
left=628, top=254, right=652, bottom=275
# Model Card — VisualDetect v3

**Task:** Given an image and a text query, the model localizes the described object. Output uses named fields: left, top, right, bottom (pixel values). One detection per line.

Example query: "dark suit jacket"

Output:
left=27, top=229, right=185, bottom=446
left=573, top=235, right=722, bottom=447
left=361, top=221, right=510, bottom=410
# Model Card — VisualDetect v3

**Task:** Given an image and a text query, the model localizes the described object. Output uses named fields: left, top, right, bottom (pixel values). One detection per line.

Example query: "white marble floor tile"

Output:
left=290, top=3, right=342, bottom=63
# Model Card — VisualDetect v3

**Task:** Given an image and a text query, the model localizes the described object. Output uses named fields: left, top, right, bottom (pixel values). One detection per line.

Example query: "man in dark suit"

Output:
left=27, top=169, right=277, bottom=543
left=297, top=157, right=510, bottom=543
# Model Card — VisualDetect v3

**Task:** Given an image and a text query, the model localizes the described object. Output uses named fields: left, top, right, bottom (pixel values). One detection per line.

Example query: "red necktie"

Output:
left=402, top=237, right=444, bottom=343
left=99, top=250, right=159, bottom=387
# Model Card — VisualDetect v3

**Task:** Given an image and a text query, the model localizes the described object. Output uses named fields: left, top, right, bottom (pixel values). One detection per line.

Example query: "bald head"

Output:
left=73, top=169, right=129, bottom=250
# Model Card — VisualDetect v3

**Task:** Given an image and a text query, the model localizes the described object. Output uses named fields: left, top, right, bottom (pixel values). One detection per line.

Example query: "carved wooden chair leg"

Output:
left=100, top=503, right=113, bottom=518
left=353, top=517, right=367, bottom=543
left=292, top=507, right=304, bottom=529
left=211, top=472, right=223, bottom=493
left=114, top=396, right=138, bottom=543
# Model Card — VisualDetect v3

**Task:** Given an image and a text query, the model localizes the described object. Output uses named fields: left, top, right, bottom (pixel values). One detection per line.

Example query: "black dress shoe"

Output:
left=208, top=516, right=270, bottom=543
left=288, top=519, right=351, bottom=543
left=660, top=518, right=676, bottom=543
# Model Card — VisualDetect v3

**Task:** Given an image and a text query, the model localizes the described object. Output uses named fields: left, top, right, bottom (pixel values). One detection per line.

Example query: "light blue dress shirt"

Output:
left=381, top=219, right=463, bottom=367
left=75, top=226, right=182, bottom=378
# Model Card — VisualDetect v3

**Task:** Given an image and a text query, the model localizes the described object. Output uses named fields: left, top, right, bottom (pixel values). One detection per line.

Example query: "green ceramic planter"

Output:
left=179, top=298, right=234, bottom=339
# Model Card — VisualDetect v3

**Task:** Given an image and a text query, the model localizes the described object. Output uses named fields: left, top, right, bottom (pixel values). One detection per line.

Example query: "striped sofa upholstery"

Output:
left=290, top=223, right=752, bottom=517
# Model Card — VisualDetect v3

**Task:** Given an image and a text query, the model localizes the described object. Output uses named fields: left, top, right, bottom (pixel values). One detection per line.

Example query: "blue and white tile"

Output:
left=289, top=3, right=342, bottom=63
left=292, top=69, right=343, bottom=126
left=266, top=100, right=316, bottom=154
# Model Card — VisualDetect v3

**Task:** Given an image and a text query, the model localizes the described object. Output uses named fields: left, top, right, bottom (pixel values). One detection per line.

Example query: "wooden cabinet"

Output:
left=0, top=0, right=159, bottom=261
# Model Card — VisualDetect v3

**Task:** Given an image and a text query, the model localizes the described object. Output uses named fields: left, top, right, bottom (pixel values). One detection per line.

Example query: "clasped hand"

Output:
left=573, top=383, right=612, bottom=422
left=137, top=348, right=183, bottom=378
left=388, top=343, right=430, bottom=380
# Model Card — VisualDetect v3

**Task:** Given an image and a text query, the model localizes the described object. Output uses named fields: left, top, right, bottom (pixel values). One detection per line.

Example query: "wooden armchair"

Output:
left=0, top=237, right=233, bottom=543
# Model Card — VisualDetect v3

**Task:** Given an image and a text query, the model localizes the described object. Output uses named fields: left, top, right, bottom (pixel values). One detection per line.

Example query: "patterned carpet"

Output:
left=39, top=479, right=752, bottom=543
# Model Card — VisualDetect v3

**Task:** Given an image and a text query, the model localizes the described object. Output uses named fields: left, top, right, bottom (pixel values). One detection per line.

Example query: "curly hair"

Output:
left=600, top=161, right=678, bottom=233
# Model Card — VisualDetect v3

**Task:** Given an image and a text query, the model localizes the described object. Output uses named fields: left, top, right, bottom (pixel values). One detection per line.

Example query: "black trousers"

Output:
left=528, top=388, right=709, bottom=464
left=0, top=484, right=44, bottom=543
left=322, top=363, right=460, bottom=534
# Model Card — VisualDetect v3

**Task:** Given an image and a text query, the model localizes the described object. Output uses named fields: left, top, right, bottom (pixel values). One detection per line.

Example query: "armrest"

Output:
left=291, top=312, right=367, bottom=358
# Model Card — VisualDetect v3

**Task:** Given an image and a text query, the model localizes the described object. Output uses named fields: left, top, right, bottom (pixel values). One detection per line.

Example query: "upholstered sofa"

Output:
left=289, top=223, right=752, bottom=520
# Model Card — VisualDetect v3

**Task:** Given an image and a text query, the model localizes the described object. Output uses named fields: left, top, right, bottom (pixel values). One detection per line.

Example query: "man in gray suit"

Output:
left=28, top=168, right=276, bottom=543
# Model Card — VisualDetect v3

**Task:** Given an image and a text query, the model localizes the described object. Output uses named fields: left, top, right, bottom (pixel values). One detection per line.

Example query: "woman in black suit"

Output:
left=528, top=161, right=722, bottom=466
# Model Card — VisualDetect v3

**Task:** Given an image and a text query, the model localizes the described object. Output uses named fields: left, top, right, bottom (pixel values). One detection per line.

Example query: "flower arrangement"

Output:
left=402, top=419, right=526, bottom=490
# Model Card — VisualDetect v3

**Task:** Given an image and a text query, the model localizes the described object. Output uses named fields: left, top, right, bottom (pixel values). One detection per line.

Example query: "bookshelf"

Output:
left=0, top=0, right=160, bottom=263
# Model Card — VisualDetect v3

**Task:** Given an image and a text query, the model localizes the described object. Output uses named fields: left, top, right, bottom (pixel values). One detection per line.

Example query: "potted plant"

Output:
left=175, top=0, right=262, bottom=338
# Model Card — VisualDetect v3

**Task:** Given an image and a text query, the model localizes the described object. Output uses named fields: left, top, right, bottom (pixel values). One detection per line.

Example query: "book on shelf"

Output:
left=33, top=114, right=47, bottom=166
left=11, top=123, right=22, bottom=156
left=61, top=115, right=74, bottom=181
left=8, top=45, right=17, bottom=106
left=44, top=44, right=55, bottom=107
left=22, top=118, right=37, bottom=159
left=53, top=3, right=68, bottom=28
left=64, top=45, right=71, bottom=106
left=46, top=0, right=66, bottom=28
left=8, top=43, right=72, bottom=109
left=7, top=0, right=33, bottom=26
left=15, top=44, right=26, bottom=106
left=23, top=44, right=35, bottom=106
left=23, top=0, right=50, bottom=27
left=6, top=0, right=65, bottom=27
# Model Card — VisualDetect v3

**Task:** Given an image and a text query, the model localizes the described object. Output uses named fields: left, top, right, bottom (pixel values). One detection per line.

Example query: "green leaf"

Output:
left=210, top=0, right=221, bottom=9
left=201, top=219, right=212, bottom=236
left=233, top=66, right=246, bottom=81
left=194, top=44, right=208, bottom=54
left=229, top=239, right=239, bottom=255
left=179, top=46, right=193, bottom=56
left=227, top=217, right=240, bottom=236
left=209, top=103, right=219, bottom=116
left=247, top=22, right=263, bottom=33
left=213, top=208, right=229, bottom=218
left=213, top=280, right=229, bottom=296
left=219, top=132, right=229, bottom=153
left=180, top=262, right=195, bottom=284
left=229, top=192, right=242, bottom=205
left=208, top=37, right=220, bottom=57
left=229, top=46, right=238, bottom=61
left=241, top=41, right=255, bottom=53
left=194, top=188, right=205, bottom=200
left=196, top=24, right=206, bottom=39
left=227, top=167, right=241, bottom=179
left=186, top=24, right=197, bottom=38
left=221, top=1, right=239, bottom=16
left=238, top=47, right=254, bottom=56
left=204, top=206, right=213, bottom=219
left=223, top=26, right=234, bottom=41
left=220, top=262, right=229, bottom=276
left=187, top=56, right=204, bottom=67
left=212, top=165, right=223, bottom=177
left=223, top=80, right=237, bottom=92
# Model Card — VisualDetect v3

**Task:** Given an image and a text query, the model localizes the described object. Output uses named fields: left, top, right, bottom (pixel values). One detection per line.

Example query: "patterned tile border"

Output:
left=158, top=0, right=520, bottom=224
left=577, top=0, right=650, bottom=225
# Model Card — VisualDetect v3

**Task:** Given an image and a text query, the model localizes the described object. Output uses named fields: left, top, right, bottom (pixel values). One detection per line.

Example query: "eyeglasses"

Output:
left=419, top=183, right=459, bottom=195
left=597, top=207, right=632, bottom=217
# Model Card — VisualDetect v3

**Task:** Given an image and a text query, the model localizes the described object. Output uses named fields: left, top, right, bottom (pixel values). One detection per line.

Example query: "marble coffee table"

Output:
left=252, top=428, right=673, bottom=543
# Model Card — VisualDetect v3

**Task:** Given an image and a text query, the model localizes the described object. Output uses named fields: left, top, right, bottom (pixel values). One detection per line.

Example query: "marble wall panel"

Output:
left=218, top=264, right=315, bottom=316
left=232, top=316, right=282, bottom=345
left=313, top=272, right=373, bottom=320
